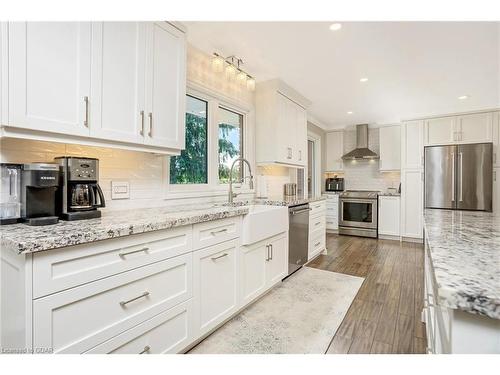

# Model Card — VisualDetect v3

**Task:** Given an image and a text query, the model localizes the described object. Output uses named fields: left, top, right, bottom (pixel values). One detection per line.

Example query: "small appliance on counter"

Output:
left=21, top=163, right=60, bottom=226
left=56, top=157, right=105, bottom=221
left=1, top=163, right=22, bottom=225
left=325, top=177, right=344, bottom=192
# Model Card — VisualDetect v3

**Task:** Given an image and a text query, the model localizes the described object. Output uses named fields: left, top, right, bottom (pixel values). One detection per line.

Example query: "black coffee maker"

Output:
left=21, top=163, right=60, bottom=226
left=56, top=157, right=105, bottom=221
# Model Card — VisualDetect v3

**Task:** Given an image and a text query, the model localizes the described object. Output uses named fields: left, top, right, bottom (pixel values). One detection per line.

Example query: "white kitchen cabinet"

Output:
left=379, top=125, right=401, bottom=171
left=325, top=131, right=344, bottom=172
left=378, top=196, right=401, bottom=237
left=456, top=112, right=493, bottom=144
left=193, top=239, right=239, bottom=337
left=3, top=21, right=186, bottom=154
left=308, top=200, right=326, bottom=260
left=90, top=22, right=147, bottom=144
left=402, top=120, right=424, bottom=169
left=424, top=117, right=455, bottom=145
left=0, top=23, right=7, bottom=126
left=256, top=79, right=310, bottom=167
left=401, top=169, right=423, bottom=239
left=85, top=300, right=193, bottom=354
left=424, top=112, right=493, bottom=146
left=8, top=22, right=92, bottom=137
left=325, top=194, right=339, bottom=231
left=239, top=242, right=268, bottom=306
left=493, top=168, right=500, bottom=214
left=265, top=235, right=288, bottom=287
left=240, top=233, right=288, bottom=306
left=144, top=22, right=186, bottom=149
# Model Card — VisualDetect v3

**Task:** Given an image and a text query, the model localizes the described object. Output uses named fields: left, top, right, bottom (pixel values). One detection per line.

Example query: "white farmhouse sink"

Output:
left=241, top=205, right=289, bottom=245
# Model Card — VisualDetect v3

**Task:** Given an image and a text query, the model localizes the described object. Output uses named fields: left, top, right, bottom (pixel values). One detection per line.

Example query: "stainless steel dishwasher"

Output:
left=288, top=203, right=310, bottom=276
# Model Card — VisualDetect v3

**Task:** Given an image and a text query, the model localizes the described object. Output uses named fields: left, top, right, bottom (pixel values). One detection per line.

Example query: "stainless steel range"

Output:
left=339, top=190, right=379, bottom=238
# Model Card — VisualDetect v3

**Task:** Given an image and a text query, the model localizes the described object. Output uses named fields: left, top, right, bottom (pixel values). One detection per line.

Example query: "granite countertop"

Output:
left=254, top=195, right=326, bottom=207
left=423, top=209, right=500, bottom=319
left=378, top=192, right=401, bottom=197
left=0, top=204, right=248, bottom=255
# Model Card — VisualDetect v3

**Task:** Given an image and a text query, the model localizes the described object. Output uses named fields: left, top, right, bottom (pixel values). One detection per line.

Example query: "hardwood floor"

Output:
left=307, top=234, right=426, bottom=354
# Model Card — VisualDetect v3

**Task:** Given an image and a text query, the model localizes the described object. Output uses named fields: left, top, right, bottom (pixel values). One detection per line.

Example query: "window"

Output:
left=169, top=95, right=208, bottom=184
left=218, top=107, right=243, bottom=184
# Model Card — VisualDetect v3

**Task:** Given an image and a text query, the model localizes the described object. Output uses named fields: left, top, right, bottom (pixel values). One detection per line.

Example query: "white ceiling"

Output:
left=184, top=22, right=500, bottom=129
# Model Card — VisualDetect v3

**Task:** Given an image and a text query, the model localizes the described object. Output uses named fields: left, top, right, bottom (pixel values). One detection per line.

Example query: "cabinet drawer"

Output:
left=32, top=226, right=192, bottom=298
left=193, top=239, right=239, bottom=336
left=325, top=217, right=338, bottom=230
left=33, top=253, right=192, bottom=353
left=309, top=232, right=325, bottom=259
left=85, top=300, right=193, bottom=354
left=310, top=200, right=326, bottom=217
left=309, top=215, right=326, bottom=236
left=192, top=216, right=241, bottom=250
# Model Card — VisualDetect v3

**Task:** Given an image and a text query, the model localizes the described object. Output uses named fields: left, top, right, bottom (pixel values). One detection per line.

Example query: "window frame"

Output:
left=217, top=105, right=244, bottom=186
left=164, top=86, right=253, bottom=198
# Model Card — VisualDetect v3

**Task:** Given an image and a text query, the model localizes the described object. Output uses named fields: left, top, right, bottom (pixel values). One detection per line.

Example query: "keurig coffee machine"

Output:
left=56, top=157, right=105, bottom=221
left=21, top=163, right=60, bottom=226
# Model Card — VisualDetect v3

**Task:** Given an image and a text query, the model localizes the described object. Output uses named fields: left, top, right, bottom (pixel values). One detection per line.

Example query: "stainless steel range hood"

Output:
left=342, top=124, right=379, bottom=160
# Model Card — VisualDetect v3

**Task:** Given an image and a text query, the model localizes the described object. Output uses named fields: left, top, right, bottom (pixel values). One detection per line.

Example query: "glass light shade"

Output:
left=237, top=70, right=247, bottom=85
left=212, top=55, right=224, bottom=73
left=225, top=64, right=237, bottom=80
left=246, top=77, right=255, bottom=91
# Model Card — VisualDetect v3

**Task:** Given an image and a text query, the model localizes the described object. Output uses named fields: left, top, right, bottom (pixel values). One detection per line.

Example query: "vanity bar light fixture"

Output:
left=212, top=52, right=255, bottom=91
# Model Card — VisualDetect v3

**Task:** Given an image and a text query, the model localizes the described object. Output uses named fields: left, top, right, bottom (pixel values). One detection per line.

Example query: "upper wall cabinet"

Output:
left=8, top=22, right=92, bottom=137
left=379, top=125, right=401, bottom=171
left=424, top=112, right=493, bottom=146
left=256, top=79, right=310, bottom=167
left=3, top=22, right=186, bottom=154
left=0, top=23, right=7, bottom=126
left=325, top=131, right=344, bottom=172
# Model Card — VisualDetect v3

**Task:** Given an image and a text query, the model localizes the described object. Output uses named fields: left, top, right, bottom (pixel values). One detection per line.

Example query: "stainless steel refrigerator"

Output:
left=424, top=143, right=493, bottom=211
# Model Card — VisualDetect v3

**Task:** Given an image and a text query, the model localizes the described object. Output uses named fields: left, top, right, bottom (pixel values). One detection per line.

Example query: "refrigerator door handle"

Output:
left=451, top=152, right=455, bottom=202
left=459, top=152, right=463, bottom=202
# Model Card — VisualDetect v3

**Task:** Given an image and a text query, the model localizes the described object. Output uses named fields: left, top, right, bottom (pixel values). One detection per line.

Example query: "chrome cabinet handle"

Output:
left=119, top=291, right=150, bottom=306
left=140, top=110, right=145, bottom=136
left=139, top=345, right=150, bottom=354
left=211, top=228, right=228, bottom=236
left=286, top=147, right=292, bottom=159
left=291, top=208, right=312, bottom=215
left=315, top=242, right=321, bottom=247
left=119, top=247, right=149, bottom=258
left=265, top=245, right=270, bottom=261
left=315, top=221, right=321, bottom=226
left=211, top=252, right=228, bottom=261
left=148, top=112, right=153, bottom=137
left=84, top=96, right=89, bottom=127
left=298, top=150, right=302, bottom=161
left=270, top=244, right=273, bottom=260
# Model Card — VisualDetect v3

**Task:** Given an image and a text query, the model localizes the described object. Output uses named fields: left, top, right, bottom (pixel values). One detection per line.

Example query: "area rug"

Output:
left=189, top=267, right=364, bottom=354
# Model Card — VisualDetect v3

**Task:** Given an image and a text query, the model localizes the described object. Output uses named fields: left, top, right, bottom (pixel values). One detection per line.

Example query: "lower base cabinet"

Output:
left=193, top=239, right=239, bottom=337
left=85, top=300, right=193, bottom=354
left=240, top=234, right=288, bottom=307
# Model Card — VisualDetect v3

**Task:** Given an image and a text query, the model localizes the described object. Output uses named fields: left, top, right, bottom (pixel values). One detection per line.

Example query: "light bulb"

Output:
left=225, top=64, right=236, bottom=80
left=237, top=70, right=247, bottom=85
left=212, top=54, right=224, bottom=73
left=247, top=77, right=255, bottom=91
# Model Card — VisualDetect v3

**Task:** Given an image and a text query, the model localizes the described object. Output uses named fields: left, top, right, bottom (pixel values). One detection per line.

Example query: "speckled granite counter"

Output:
left=423, top=209, right=500, bottom=319
left=0, top=204, right=248, bottom=255
left=254, top=195, right=326, bottom=207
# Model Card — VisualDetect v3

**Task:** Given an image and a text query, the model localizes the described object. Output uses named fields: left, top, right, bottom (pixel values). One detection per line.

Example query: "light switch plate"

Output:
left=111, top=181, right=130, bottom=200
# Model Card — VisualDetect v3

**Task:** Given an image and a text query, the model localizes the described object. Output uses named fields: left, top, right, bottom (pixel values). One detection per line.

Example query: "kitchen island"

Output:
left=423, top=209, right=500, bottom=353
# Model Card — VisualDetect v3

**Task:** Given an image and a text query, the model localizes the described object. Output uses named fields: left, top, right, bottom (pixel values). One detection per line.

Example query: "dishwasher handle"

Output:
left=291, top=208, right=312, bottom=215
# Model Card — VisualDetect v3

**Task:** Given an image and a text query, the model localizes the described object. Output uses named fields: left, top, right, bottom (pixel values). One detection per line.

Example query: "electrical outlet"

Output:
left=111, top=181, right=130, bottom=200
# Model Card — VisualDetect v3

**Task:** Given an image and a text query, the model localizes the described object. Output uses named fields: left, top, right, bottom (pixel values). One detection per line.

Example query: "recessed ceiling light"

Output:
left=329, top=23, right=342, bottom=31
left=360, top=78, right=368, bottom=83
left=458, top=95, right=469, bottom=100
left=347, top=111, right=353, bottom=115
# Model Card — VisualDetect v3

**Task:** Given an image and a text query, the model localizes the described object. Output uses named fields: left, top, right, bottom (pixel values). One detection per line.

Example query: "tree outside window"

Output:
left=218, top=107, right=243, bottom=184
left=169, top=95, right=208, bottom=184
